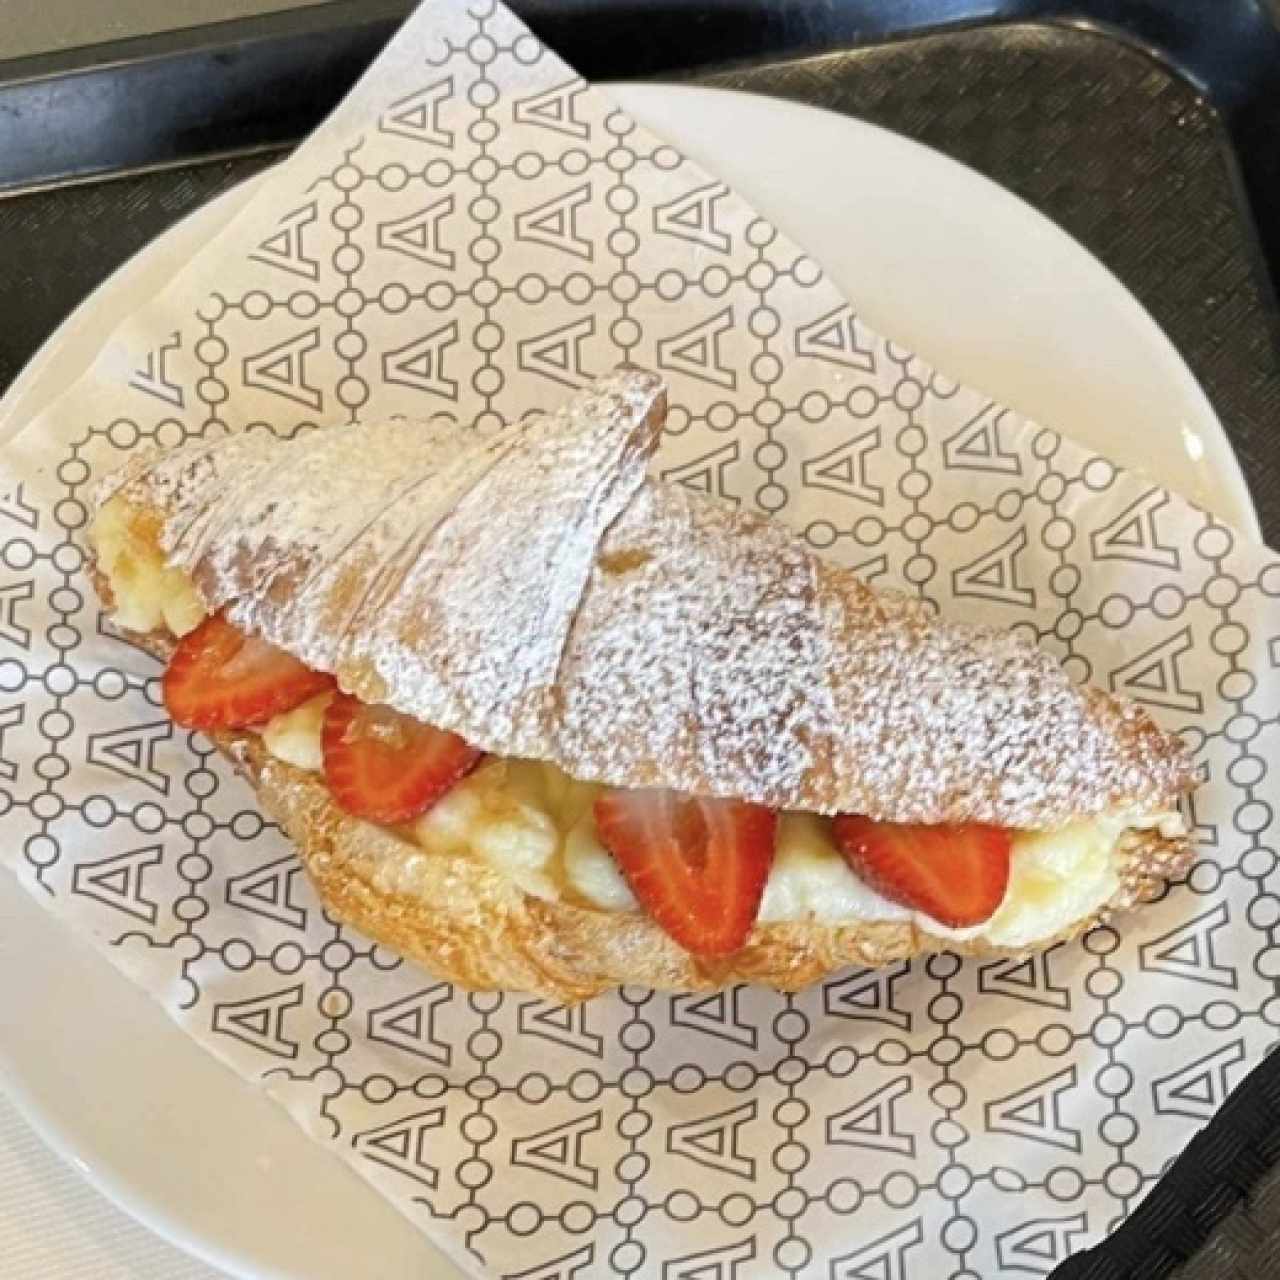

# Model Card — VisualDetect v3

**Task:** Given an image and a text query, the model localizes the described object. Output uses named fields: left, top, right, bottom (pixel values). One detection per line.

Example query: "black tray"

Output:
left=2, top=3, right=1278, bottom=1276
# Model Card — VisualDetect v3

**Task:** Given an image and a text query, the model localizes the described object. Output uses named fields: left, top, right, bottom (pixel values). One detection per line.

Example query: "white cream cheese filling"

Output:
left=258, top=695, right=1181, bottom=946
left=89, top=498, right=208, bottom=638
left=94, top=496, right=1184, bottom=947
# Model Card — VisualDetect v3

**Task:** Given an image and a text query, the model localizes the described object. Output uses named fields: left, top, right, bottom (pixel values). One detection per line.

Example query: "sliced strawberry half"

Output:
left=163, top=613, right=335, bottom=730
left=831, top=814, right=1011, bottom=927
left=322, top=692, right=482, bottom=824
left=593, top=788, right=777, bottom=956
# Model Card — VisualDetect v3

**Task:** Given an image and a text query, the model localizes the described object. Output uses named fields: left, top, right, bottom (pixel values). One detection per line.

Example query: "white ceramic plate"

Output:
left=0, top=84, right=1259, bottom=1280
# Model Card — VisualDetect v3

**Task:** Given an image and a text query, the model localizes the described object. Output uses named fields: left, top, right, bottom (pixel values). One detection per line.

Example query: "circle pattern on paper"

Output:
left=1, top=2, right=1277, bottom=1277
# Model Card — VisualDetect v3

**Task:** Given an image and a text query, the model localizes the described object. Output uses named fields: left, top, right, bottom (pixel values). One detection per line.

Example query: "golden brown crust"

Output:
left=215, top=731, right=1191, bottom=1004
left=96, top=576, right=1194, bottom=1003
left=89, top=370, right=1202, bottom=1001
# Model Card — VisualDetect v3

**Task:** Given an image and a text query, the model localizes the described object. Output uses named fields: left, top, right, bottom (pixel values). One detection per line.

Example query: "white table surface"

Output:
left=0, top=6, right=1260, bottom=1278
left=0, top=1088, right=224, bottom=1278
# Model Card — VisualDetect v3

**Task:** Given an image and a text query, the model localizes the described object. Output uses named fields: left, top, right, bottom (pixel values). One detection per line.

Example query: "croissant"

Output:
left=88, top=368, right=1197, bottom=1002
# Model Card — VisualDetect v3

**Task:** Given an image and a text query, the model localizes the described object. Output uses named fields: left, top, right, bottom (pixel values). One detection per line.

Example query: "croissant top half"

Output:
left=102, top=367, right=1196, bottom=828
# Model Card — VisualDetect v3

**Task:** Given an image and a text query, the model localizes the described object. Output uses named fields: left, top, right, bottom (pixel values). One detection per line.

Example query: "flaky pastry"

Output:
left=88, top=368, right=1198, bottom=1001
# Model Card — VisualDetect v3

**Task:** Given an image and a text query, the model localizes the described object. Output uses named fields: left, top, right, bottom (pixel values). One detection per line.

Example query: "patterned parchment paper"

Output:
left=1, top=2, right=1278, bottom=1276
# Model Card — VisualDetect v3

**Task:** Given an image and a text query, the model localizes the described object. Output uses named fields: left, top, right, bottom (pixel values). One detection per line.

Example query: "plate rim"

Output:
left=0, top=79, right=1261, bottom=1279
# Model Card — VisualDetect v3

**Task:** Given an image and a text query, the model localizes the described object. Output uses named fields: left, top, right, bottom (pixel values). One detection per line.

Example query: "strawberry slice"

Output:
left=831, top=815, right=1011, bottom=927
left=593, top=789, right=777, bottom=956
left=163, top=613, right=334, bottom=730
left=322, top=692, right=481, bottom=823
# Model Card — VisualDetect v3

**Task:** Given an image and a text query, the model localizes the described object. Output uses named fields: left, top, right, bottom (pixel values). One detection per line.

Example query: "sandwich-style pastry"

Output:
left=88, top=368, right=1198, bottom=1002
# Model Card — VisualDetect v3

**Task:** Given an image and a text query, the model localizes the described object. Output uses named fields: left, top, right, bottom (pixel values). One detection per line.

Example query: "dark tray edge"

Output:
left=2, top=1, right=1277, bottom=323
left=1, top=5, right=1278, bottom=1279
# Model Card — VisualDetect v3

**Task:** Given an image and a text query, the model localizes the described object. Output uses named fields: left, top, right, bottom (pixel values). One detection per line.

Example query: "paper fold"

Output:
left=1, top=0, right=1277, bottom=1275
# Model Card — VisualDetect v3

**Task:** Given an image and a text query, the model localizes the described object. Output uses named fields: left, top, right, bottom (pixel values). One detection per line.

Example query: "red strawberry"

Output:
left=592, top=788, right=777, bottom=956
left=322, top=692, right=482, bottom=823
left=831, top=815, right=1011, bottom=927
left=163, top=613, right=334, bottom=730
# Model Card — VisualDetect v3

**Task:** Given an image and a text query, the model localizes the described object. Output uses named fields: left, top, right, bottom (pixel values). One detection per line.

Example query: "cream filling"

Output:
left=260, top=695, right=1181, bottom=945
left=94, top=496, right=1184, bottom=946
left=88, top=498, right=208, bottom=637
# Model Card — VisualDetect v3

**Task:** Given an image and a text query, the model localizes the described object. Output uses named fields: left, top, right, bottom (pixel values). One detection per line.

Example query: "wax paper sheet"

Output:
left=1, top=1, right=1278, bottom=1276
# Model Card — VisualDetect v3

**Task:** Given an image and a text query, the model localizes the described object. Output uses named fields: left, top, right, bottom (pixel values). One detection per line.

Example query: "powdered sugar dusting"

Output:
left=107, top=368, right=1196, bottom=828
